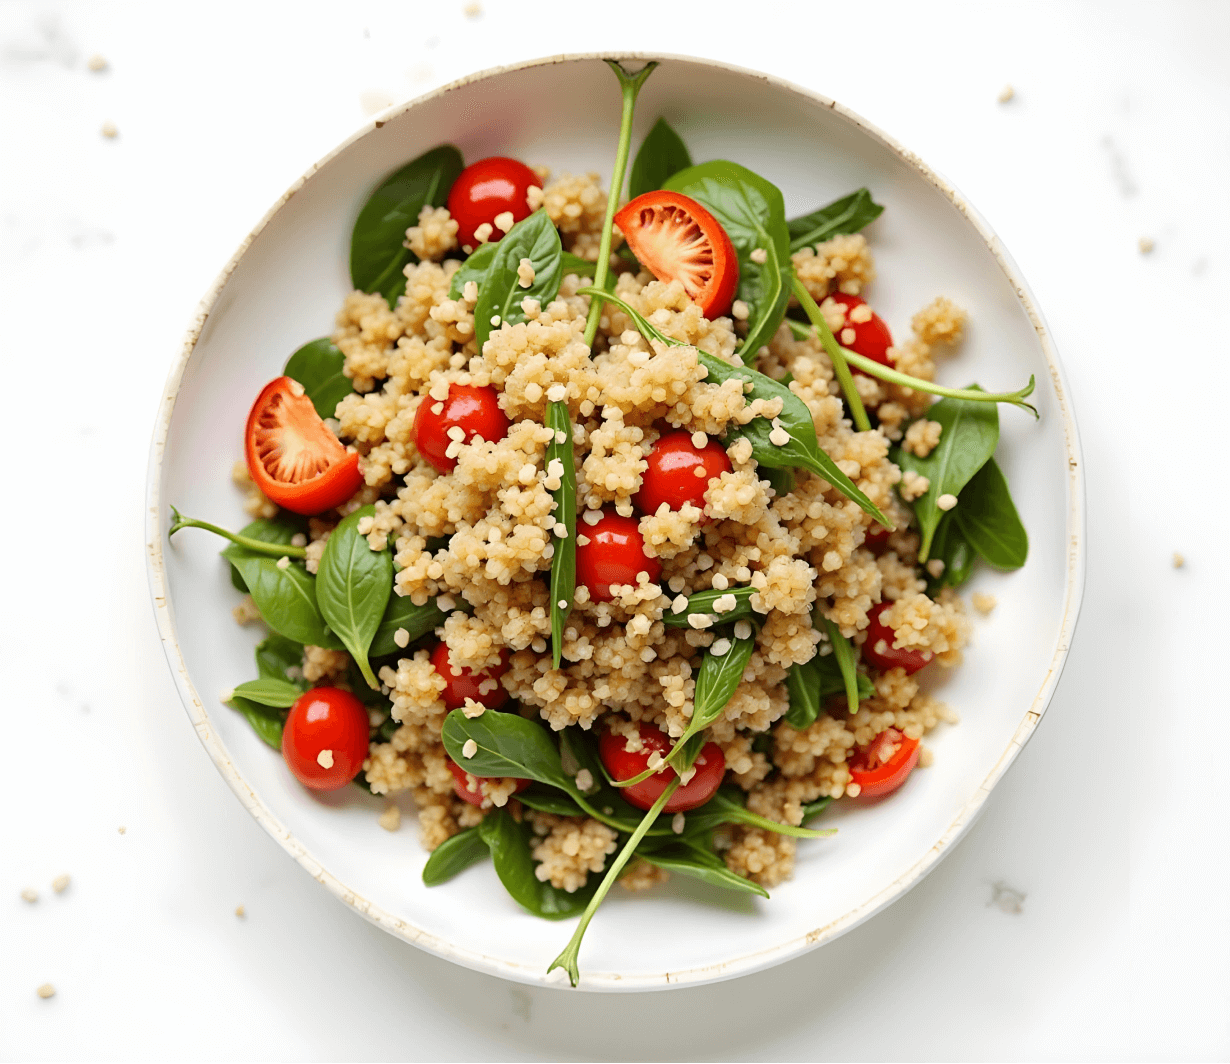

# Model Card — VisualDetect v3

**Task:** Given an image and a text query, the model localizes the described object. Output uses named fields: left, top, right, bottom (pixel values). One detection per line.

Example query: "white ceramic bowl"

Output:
left=146, top=53, right=1084, bottom=991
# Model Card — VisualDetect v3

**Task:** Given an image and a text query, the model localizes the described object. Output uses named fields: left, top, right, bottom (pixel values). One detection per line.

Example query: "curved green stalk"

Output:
left=791, top=277, right=871, bottom=431
left=168, top=509, right=307, bottom=559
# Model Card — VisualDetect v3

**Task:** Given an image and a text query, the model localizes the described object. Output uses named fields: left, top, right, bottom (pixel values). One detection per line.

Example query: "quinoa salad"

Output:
left=170, top=60, right=1035, bottom=984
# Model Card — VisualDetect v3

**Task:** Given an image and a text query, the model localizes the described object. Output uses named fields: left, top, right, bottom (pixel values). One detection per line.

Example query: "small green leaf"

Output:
left=230, top=677, right=302, bottom=709
left=801, top=796, right=833, bottom=823
left=369, top=596, right=445, bottom=659
left=628, top=117, right=692, bottom=198
left=221, top=547, right=343, bottom=649
left=229, top=695, right=284, bottom=750
left=953, top=457, right=1028, bottom=570
left=638, top=840, right=768, bottom=897
left=447, top=241, right=498, bottom=300
left=283, top=338, right=354, bottom=420
left=661, top=585, right=760, bottom=628
left=787, top=187, right=884, bottom=253
left=479, top=809, right=599, bottom=919
left=422, top=827, right=489, bottom=886
left=560, top=251, right=599, bottom=279
left=926, top=512, right=977, bottom=593
left=255, top=633, right=305, bottom=685
left=821, top=615, right=861, bottom=716
left=546, top=401, right=577, bottom=670
left=473, top=211, right=564, bottom=349
left=441, top=710, right=571, bottom=791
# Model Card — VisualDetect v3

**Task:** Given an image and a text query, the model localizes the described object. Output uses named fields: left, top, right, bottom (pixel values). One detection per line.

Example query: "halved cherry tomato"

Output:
left=447, top=757, right=530, bottom=808
left=848, top=727, right=920, bottom=800
left=614, top=191, right=738, bottom=318
left=863, top=523, right=891, bottom=554
left=430, top=642, right=509, bottom=711
left=826, top=293, right=894, bottom=373
left=281, top=687, right=370, bottom=791
left=413, top=384, right=509, bottom=474
left=599, top=722, right=725, bottom=813
left=575, top=511, right=661, bottom=602
left=862, top=602, right=933, bottom=675
left=634, top=430, right=732, bottom=519
left=447, top=156, right=540, bottom=252
left=245, top=377, right=363, bottom=516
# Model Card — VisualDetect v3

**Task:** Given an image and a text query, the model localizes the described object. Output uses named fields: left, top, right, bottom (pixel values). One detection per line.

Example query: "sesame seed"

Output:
left=431, top=402, right=444, bottom=415
left=575, top=768, right=594, bottom=792
left=555, top=428, right=568, bottom=444
left=462, top=739, right=478, bottom=759
left=841, top=327, right=857, bottom=345
left=688, top=614, right=714, bottom=630
left=316, top=749, right=334, bottom=769
left=749, top=247, right=768, bottom=264
left=463, top=281, right=478, bottom=302
left=937, top=493, right=958, bottom=511
left=576, top=535, right=590, bottom=547
left=672, top=595, right=688, bottom=613
left=926, top=559, right=945, bottom=578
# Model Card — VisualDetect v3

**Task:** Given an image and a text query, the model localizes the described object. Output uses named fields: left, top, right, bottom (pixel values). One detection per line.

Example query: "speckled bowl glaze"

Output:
left=145, top=53, right=1084, bottom=992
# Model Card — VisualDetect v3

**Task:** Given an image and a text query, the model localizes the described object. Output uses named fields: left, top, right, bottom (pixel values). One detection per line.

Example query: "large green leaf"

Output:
left=479, top=809, right=600, bottom=919
left=473, top=211, right=564, bottom=349
left=787, top=187, right=884, bottom=253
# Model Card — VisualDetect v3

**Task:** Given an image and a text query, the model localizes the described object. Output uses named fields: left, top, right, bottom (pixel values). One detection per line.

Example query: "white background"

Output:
left=1, top=2, right=1226, bottom=1060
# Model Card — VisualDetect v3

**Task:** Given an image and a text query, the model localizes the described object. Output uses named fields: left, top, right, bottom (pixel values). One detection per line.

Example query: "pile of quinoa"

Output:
left=235, top=168, right=971, bottom=891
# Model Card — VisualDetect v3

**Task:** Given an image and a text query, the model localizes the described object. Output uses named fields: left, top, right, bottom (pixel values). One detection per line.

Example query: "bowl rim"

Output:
left=144, top=50, right=1086, bottom=992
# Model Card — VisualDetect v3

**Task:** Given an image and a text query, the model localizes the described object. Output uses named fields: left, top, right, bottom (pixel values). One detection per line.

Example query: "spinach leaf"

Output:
left=821, top=615, right=861, bottom=716
left=518, top=787, right=588, bottom=818
left=926, top=512, right=976, bottom=593
left=224, top=517, right=303, bottom=593
left=473, top=211, right=564, bottom=348
left=315, top=505, right=393, bottom=688
left=662, top=585, right=760, bottom=628
left=628, top=117, right=692, bottom=198
left=479, top=809, right=599, bottom=919
left=255, top=633, right=305, bottom=685
left=762, top=466, right=795, bottom=497
left=369, top=596, right=445, bottom=659
left=441, top=709, right=572, bottom=791
left=953, top=457, right=1028, bottom=569
left=222, top=547, right=343, bottom=649
left=801, top=796, right=833, bottom=822
left=785, top=653, right=874, bottom=729
left=561, top=251, right=598, bottom=278
left=422, top=826, right=489, bottom=886
left=546, top=401, right=577, bottom=669
left=283, top=338, right=354, bottom=420
left=350, top=145, right=464, bottom=306
left=229, top=695, right=284, bottom=750
left=896, top=394, right=999, bottom=562
left=447, top=241, right=497, bottom=300
left=681, top=785, right=835, bottom=840
left=230, top=677, right=302, bottom=708
left=787, top=187, right=884, bottom=254
left=637, top=839, right=768, bottom=898
left=664, top=160, right=792, bottom=358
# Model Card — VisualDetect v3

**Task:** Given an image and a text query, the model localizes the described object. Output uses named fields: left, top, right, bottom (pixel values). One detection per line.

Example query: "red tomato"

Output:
left=413, top=384, right=509, bottom=474
left=827, top=293, right=894, bottom=373
left=599, top=722, right=725, bottom=813
left=863, top=523, right=891, bottom=554
left=430, top=642, right=509, bottom=711
left=447, top=757, right=530, bottom=808
left=447, top=156, right=540, bottom=252
left=245, top=377, right=363, bottom=516
left=634, top=430, right=732, bottom=519
left=848, top=727, right=920, bottom=800
left=862, top=602, right=933, bottom=675
left=575, top=511, right=661, bottom=602
left=281, top=687, right=370, bottom=791
left=614, top=191, right=738, bottom=318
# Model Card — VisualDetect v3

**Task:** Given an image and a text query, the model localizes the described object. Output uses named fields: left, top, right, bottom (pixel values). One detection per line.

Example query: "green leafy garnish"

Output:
left=283, top=338, right=354, bottom=420
left=953, top=457, right=1028, bottom=570
left=628, top=116, right=692, bottom=198
left=787, top=187, right=884, bottom=253
left=546, top=401, right=577, bottom=669
left=421, top=826, right=489, bottom=886
left=473, top=210, right=564, bottom=348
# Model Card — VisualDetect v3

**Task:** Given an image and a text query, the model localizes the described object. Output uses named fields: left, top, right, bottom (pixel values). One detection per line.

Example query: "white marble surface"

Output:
left=1, top=2, right=1226, bottom=1060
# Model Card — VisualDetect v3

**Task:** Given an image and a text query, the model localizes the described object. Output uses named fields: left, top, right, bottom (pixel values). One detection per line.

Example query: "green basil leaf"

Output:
left=560, top=251, right=599, bottom=278
left=628, top=117, right=692, bottom=198
left=283, top=338, right=354, bottom=420
left=222, top=548, right=343, bottom=649
left=637, top=839, right=768, bottom=897
left=784, top=659, right=822, bottom=729
left=473, top=211, right=564, bottom=349
left=229, top=695, right=284, bottom=750
left=678, top=633, right=756, bottom=748
left=230, top=677, right=302, bottom=709
left=422, top=826, right=489, bottom=886
left=441, top=709, right=572, bottom=791
left=787, top=187, right=884, bottom=253
left=226, top=516, right=304, bottom=594
left=664, top=160, right=792, bottom=357
left=895, top=392, right=1000, bottom=561
left=447, top=241, right=498, bottom=300
left=557, top=728, right=655, bottom=828
left=315, top=505, right=393, bottom=688
left=661, top=585, right=760, bottom=628
left=255, top=633, right=304, bottom=685
left=369, top=596, right=445, bottom=659
left=546, top=400, right=577, bottom=669
left=821, top=615, right=861, bottom=716
left=926, top=511, right=977, bottom=593
left=762, top=465, right=795, bottom=497
left=479, top=808, right=599, bottom=919
left=518, top=787, right=588, bottom=818
left=801, top=796, right=833, bottom=823
left=350, top=145, right=464, bottom=306
left=953, top=457, right=1028, bottom=570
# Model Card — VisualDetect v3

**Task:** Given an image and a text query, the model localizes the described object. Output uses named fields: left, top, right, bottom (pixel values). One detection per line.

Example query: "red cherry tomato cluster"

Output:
left=281, top=687, right=370, bottom=791
left=413, top=384, right=510, bottom=474
left=861, top=602, right=933, bottom=675
left=447, top=156, right=540, bottom=252
left=826, top=292, right=894, bottom=373
left=599, top=722, right=725, bottom=813
left=848, top=727, right=920, bottom=800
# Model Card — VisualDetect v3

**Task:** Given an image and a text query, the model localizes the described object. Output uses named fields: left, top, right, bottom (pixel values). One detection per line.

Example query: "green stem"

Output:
left=569, top=790, right=672, bottom=837
left=548, top=777, right=679, bottom=986
left=791, top=277, right=871, bottom=432
left=582, top=60, right=658, bottom=348
left=786, top=319, right=1038, bottom=415
left=821, top=616, right=860, bottom=717
left=168, top=509, right=307, bottom=559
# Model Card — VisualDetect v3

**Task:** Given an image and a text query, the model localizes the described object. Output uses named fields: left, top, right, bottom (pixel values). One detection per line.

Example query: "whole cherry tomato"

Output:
left=599, top=722, right=725, bottom=813
left=827, top=292, right=894, bottom=372
left=848, top=727, right=920, bottom=800
left=634, top=430, right=732, bottom=518
left=430, top=642, right=509, bottom=711
left=281, top=687, right=370, bottom=791
left=413, top=384, right=509, bottom=474
left=447, top=156, right=540, bottom=252
left=861, top=602, right=933, bottom=675
left=245, top=377, right=363, bottom=515
left=447, top=757, right=530, bottom=808
left=575, top=511, right=661, bottom=602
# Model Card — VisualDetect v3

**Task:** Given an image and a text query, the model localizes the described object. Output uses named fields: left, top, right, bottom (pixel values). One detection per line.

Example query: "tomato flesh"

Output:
left=413, top=384, right=510, bottom=474
left=575, top=511, right=661, bottom=602
left=447, top=156, right=540, bottom=252
left=245, top=377, right=363, bottom=516
left=862, top=602, right=933, bottom=675
left=447, top=757, right=530, bottom=808
left=848, top=727, right=920, bottom=800
left=599, top=722, right=725, bottom=813
left=826, top=293, right=894, bottom=373
left=614, top=191, right=738, bottom=318
left=430, top=642, right=509, bottom=711
left=634, top=430, right=732, bottom=519
left=863, top=523, right=891, bottom=554
left=281, top=687, right=370, bottom=791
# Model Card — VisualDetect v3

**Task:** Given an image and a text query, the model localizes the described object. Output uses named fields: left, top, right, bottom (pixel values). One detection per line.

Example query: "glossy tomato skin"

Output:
left=827, top=293, right=894, bottom=373
left=430, top=642, right=510, bottom=711
left=634, top=430, right=732, bottom=519
left=862, top=602, right=933, bottom=675
left=574, top=511, right=661, bottom=602
left=447, top=156, right=540, bottom=251
left=281, top=687, right=371, bottom=791
left=245, top=377, right=363, bottom=515
left=848, top=727, right=920, bottom=800
left=413, top=384, right=510, bottom=474
left=599, top=723, right=725, bottom=813
left=614, top=191, right=738, bottom=318
left=447, top=757, right=530, bottom=808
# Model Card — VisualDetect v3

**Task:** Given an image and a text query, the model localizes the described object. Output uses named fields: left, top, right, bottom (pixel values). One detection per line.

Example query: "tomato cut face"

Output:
left=847, top=727, right=920, bottom=800
left=614, top=191, right=738, bottom=318
left=245, top=377, right=363, bottom=516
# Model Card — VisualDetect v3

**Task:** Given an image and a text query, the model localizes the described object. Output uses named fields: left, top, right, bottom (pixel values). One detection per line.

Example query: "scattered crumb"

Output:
left=37, top=984, right=56, bottom=1000
left=971, top=592, right=997, bottom=615
left=378, top=804, right=402, bottom=832
left=118, top=826, right=127, bottom=835
left=988, top=880, right=1026, bottom=914
left=235, top=905, right=246, bottom=919
left=51, top=874, right=70, bottom=894
left=86, top=53, right=108, bottom=72
left=918, top=744, right=935, bottom=768
left=100, top=121, right=118, bottom=139
left=21, top=888, right=38, bottom=903
left=463, top=1, right=482, bottom=15
left=1172, top=552, right=1185, bottom=568
left=1139, top=237, right=1155, bottom=254
left=997, top=84, right=1015, bottom=104
left=316, top=749, right=334, bottom=769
